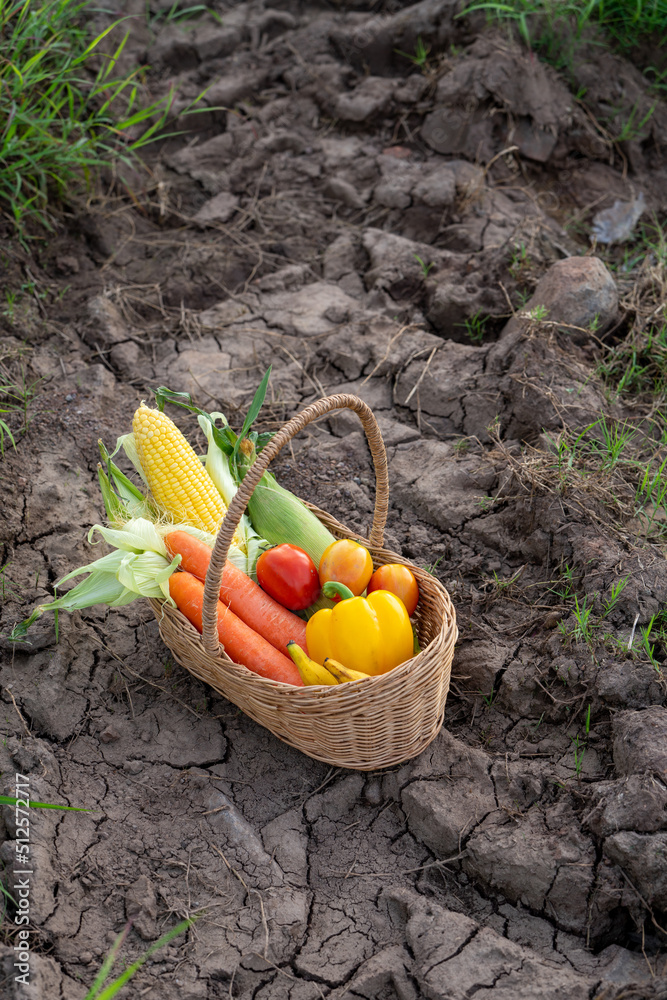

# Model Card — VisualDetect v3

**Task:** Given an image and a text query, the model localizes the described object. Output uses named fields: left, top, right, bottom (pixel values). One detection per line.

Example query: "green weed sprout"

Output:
left=602, top=576, right=629, bottom=617
left=571, top=593, right=595, bottom=643
left=459, top=311, right=489, bottom=343
left=0, top=363, right=41, bottom=454
left=414, top=254, right=435, bottom=277
left=395, top=36, right=431, bottom=68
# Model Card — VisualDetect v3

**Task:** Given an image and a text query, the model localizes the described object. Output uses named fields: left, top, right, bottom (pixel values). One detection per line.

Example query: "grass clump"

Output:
left=489, top=411, right=667, bottom=541
left=0, top=358, right=41, bottom=455
left=0, top=0, right=179, bottom=234
left=459, top=0, right=667, bottom=86
left=598, top=225, right=667, bottom=397
left=599, top=323, right=667, bottom=396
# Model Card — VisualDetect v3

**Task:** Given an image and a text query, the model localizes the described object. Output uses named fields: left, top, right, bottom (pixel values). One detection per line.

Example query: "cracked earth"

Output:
left=1, top=0, right=667, bottom=996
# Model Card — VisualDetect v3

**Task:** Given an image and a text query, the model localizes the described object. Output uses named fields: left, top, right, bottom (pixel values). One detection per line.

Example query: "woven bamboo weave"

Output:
left=148, top=394, right=457, bottom=770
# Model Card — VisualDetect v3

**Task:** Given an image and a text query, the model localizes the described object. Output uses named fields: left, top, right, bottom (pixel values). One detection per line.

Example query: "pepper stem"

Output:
left=322, top=581, right=355, bottom=601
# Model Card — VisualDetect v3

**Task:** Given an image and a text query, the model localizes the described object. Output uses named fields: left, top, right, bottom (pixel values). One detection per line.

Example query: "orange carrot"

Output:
left=164, top=531, right=308, bottom=655
left=169, top=571, right=303, bottom=686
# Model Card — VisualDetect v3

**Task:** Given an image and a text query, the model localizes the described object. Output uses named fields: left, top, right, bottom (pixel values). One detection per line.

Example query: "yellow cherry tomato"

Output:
left=319, top=539, right=373, bottom=599
left=367, top=564, right=419, bottom=616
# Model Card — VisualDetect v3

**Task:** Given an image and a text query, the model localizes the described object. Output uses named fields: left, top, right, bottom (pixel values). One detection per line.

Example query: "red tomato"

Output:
left=367, top=564, right=419, bottom=616
left=319, top=539, right=373, bottom=600
left=256, top=544, right=320, bottom=611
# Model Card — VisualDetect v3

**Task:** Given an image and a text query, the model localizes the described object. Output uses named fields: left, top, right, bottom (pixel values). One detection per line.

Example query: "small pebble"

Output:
left=100, top=724, right=120, bottom=743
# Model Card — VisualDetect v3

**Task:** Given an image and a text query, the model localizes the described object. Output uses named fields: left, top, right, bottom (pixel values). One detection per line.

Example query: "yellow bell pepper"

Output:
left=306, top=581, right=414, bottom=676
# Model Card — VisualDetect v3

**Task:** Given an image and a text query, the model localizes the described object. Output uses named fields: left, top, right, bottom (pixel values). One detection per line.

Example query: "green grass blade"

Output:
left=0, top=794, right=90, bottom=811
left=90, top=919, right=193, bottom=1000
left=73, top=18, right=129, bottom=66
left=83, top=923, right=132, bottom=1000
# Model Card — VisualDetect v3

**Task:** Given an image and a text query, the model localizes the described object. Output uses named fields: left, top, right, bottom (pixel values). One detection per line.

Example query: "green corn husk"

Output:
left=245, top=473, right=338, bottom=616
left=198, top=413, right=267, bottom=575
left=98, top=439, right=155, bottom=523
left=11, top=546, right=181, bottom=641
left=247, top=473, right=336, bottom=567
left=10, top=517, right=185, bottom=641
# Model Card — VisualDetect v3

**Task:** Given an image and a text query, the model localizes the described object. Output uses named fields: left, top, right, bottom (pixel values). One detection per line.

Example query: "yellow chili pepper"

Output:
left=306, top=581, right=414, bottom=676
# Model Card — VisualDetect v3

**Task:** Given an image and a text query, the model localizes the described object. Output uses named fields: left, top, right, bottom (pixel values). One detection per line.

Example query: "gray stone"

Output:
left=501, top=256, right=618, bottom=339
left=99, top=724, right=121, bottom=744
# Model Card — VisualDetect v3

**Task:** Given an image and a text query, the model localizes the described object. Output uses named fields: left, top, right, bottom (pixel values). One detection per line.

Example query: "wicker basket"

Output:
left=148, top=393, right=457, bottom=770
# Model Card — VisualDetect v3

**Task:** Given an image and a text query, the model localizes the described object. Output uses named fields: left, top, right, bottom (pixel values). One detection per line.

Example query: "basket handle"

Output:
left=202, top=393, right=389, bottom=655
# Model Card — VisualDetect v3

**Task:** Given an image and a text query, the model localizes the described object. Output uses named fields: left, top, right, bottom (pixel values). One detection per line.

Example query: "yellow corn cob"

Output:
left=133, top=403, right=235, bottom=537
